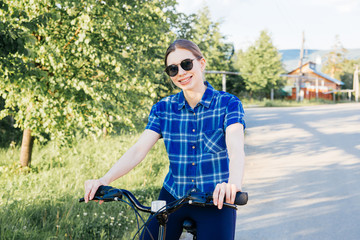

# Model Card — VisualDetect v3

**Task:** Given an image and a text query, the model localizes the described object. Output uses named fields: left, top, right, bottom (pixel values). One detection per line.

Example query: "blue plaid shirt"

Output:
left=146, top=82, right=246, bottom=199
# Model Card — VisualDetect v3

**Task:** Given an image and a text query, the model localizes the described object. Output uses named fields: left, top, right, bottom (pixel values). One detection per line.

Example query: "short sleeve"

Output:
left=145, top=103, right=162, bottom=137
left=224, top=96, right=246, bottom=130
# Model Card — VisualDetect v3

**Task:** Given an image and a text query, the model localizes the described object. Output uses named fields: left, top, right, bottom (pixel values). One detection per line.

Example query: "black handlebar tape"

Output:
left=79, top=186, right=119, bottom=203
left=234, top=192, right=248, bottom=205
left=95, top=185, right=115, bottom=196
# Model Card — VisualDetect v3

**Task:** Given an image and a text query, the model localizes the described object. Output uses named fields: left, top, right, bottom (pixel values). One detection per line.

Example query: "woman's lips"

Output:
left=179, top=76, right=192, bottom=85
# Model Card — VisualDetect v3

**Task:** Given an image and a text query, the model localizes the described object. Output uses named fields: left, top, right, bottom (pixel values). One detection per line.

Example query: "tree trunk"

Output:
left=103, top=127, right=108, bottom=138
left=20, top=129, right=34, bottom=167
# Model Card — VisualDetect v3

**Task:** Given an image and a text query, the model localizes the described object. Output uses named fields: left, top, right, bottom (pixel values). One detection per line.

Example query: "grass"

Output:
left=0, top=133, right=169, bottom=239
left=241, top=98, right=336, bottom=108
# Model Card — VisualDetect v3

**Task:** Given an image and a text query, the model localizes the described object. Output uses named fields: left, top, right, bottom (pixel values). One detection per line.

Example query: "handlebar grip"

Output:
left=234, top=192, right=248, bottom=205
left=95, top=185, right=115, bottom=196
left=79, top=185, right=122, bottom=203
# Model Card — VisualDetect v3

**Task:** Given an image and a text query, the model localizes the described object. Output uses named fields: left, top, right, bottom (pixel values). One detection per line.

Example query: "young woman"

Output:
left=84, top=39, right=246, bottom=239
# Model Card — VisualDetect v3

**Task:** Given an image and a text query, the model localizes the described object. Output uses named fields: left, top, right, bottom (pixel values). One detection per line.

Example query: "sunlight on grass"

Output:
left=0, top=134, right=168, bottom=239
left=242, top=98, right=335, bottom=108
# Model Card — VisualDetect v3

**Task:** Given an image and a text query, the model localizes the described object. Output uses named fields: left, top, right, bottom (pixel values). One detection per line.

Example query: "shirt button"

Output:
left=192, top=179, right=194, bottom=182
left=193, top=112, right=196, bottom=116
left=192, top=129, right=195, bottom=132
left=192, top=162, right=195, bottom=166
left=192, top=146, right=195, bottom=149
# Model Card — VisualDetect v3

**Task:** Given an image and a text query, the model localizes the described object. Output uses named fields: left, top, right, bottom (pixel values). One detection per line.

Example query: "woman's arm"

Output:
left=227, top=123, right=245, bottom=191
left=84, top=129, right=161, bottom=203
left=213, top=123, right=245, bottom=209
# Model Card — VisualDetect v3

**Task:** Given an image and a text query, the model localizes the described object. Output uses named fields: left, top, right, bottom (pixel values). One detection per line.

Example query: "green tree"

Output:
left=236, top=30, right=285, bottom=98
left=320, top=36, right=359, bottom=91
left=192, top=7, right=234, bottom=90
left=0, top=0, right=176, bottom=166
left=322, top=35, right=347, bottom=80
left=230, top=49, right=246, bottom=96
left=175, top=6, right=235, bottom=91
left=0, top=2, right=25, bottom=148
left=339, top=59, right=360, bottom=90
left=0, top=97, right=22, bottom=148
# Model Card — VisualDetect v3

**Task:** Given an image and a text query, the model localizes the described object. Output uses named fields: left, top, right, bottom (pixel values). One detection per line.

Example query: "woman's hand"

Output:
left=212, top=182, right=240, bottom=209
left=84, top=178, right=108, bottom=204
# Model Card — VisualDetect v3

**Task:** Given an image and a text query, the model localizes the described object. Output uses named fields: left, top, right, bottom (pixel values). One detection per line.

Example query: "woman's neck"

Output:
left=183, top=82, right=207, bottom=109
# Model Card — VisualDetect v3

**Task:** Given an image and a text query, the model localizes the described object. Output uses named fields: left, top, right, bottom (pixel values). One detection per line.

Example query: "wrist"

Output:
left=228, top=182, right=242, bottom=192
left=99, top=176, right=111, bottom=186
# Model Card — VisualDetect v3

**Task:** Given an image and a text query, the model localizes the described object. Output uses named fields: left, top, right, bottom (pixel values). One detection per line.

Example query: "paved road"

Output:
left=236, top=103, right=360, bottom=240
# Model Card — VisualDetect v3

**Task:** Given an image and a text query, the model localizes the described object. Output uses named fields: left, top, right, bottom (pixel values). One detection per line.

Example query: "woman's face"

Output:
left=166, top=48, right=206, bottom=91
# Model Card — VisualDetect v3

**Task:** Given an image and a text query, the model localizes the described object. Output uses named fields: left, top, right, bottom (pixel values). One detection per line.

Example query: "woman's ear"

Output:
left=200, top=57, right=206, bottom=72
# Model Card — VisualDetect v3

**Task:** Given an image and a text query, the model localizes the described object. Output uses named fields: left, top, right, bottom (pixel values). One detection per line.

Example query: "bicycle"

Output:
left=79, top=186, right=248, bottom=240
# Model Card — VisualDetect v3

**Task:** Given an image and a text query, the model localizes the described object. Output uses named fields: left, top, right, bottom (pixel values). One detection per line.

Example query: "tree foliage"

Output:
left=0, top=0, right=177, bottom=145
left=176, top=6, right=235, bottom=90
left=321, top=36, right=360, bottom=90
left=322, top=35, right=348, bottom=80
left=338, top=59, right=360, bottom=90
left=234, top=30, right=285, bottom=97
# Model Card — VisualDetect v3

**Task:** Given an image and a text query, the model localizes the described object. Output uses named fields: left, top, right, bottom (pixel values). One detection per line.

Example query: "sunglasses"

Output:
left=165, top=57, right=201, bottom=77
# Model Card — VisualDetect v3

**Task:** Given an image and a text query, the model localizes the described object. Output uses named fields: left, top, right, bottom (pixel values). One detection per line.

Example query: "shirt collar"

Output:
left=177, top=81, right=215, bottom=110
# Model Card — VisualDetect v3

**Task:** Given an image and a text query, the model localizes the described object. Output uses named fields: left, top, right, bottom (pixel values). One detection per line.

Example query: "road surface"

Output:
left=236, top=103, right=360, bottom=240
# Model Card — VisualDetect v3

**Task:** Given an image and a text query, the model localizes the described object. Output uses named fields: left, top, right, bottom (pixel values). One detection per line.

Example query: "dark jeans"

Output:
left=140, top=187, right=236, bottom=240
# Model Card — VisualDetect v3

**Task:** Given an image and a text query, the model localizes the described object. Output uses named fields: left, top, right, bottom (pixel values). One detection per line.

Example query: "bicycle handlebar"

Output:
left=79, top=186, right=248, bottom=211
left=79, top=186, right=152, bottom=212
left=185, top=188, right=248, bottom=207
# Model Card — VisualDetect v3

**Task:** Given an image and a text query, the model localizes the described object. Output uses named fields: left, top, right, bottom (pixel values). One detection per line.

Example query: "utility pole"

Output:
left=297, top=31, right=305, bottom=102
left=354, top=65, right=359, bottom=102
left=315, top=77, right=319, bottom=100
left=222, top=74, right=226, bottom=92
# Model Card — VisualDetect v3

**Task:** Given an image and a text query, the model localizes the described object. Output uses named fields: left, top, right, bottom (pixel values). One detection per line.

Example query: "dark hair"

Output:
left=164, top=39, right=204, bottom=66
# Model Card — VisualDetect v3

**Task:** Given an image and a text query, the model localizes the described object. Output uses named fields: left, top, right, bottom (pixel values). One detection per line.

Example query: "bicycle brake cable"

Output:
left=132, top=197, right=185, bottom=240
left=117, top=194, right=154, bottom=240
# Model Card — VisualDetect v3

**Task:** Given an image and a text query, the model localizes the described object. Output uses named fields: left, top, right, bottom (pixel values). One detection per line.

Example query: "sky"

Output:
left=176, top=0, right=360, bottom=51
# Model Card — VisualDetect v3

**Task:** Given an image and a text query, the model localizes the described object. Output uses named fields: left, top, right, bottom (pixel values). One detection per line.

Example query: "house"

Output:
left=286, top=61, right=344, bottom=100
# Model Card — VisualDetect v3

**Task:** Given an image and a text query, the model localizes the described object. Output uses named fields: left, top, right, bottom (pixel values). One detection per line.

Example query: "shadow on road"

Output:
left=236, top=104, right=360, bottom=240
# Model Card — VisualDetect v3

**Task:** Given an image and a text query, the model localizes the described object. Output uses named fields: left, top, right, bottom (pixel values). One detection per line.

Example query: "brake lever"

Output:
left=205, top=201, right=238, bottom=210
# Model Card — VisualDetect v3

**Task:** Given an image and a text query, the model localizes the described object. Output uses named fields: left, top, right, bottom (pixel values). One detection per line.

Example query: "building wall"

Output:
left=287, top=63, right=341, bottom=100
left=289, top=87, right=334, bottom=101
